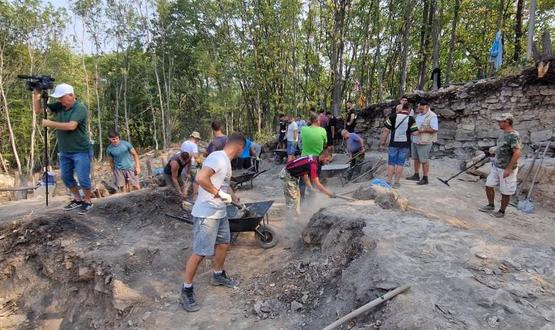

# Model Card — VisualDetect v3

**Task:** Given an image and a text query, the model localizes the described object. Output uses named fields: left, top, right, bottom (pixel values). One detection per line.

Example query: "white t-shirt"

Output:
left=286, top=122, right=298, bottom=142
left=191, top=150, right=232, bottom=219
left=181, top=140, right=199, bottom=166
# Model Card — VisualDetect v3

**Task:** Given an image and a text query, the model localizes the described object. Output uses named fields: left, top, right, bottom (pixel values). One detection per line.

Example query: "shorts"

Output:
left=192, top=216, right=231, bottom=256
left=411, top=143, right=433, bottom=163
left=59, top=151, right=92, bottom=190
left=287, top=141, right=298, bottom=155
left=486, top=165, right=518, bottom=195
left=113, top=168, right=139, bottom=187
left=388, top=147, right=410, bottom=166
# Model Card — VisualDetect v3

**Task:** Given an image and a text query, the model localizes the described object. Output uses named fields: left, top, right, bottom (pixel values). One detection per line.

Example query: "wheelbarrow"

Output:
left=165, top=200, right=278, bottom=249
left=274, top=149, right=288, bottom=164
left=230, top=169, right=268, bottom=190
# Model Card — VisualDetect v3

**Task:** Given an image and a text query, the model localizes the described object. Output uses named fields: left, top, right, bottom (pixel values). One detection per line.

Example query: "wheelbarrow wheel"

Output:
left=255, top=225, right=278, bottom=249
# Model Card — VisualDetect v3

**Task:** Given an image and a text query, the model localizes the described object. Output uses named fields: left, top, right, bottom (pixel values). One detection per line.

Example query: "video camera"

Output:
left=17, top=74, right=55, bottom=91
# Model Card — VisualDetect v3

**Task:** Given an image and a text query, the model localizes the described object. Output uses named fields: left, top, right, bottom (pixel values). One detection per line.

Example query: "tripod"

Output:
left=39, top=90, right=50, bottom=206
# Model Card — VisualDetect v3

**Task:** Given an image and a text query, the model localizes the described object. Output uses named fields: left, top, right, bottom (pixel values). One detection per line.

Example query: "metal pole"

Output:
left=41, top=91, right=49, bottom=206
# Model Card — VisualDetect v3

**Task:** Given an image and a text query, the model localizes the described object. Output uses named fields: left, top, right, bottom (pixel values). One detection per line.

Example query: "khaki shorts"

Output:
left=113, top=168, right=139, bottom=187
left=411, top=143, right=433, bottom=163
left=486, top=165, right=518, bottom=195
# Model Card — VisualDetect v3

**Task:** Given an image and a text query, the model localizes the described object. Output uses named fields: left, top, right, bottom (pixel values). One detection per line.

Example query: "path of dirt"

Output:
left=0, top=153, right=554, bottom=329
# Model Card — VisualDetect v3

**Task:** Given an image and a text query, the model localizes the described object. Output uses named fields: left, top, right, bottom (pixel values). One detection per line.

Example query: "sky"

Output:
left=45, top=0, right=115, bottom=54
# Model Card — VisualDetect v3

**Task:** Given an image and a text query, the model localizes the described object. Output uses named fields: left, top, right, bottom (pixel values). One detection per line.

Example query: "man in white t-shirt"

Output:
left=286, top=116, right=299, bottom=162
left=180, top=131, right=202, bottom=199
left=181, top=133, right=245, bottom=312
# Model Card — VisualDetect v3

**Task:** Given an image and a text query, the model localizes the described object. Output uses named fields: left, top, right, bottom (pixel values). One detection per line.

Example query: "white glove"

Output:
left=217, top=190, right=233, bottom=204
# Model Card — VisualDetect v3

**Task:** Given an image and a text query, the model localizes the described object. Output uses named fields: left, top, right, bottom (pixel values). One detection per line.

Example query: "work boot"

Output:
left=406, top=174, right=420, bottom=181
left=491, top=210, right=505, bottom=218
left=417, top=177, right=429, bottom=185
left=63, top=200, right=82, bottom=211
left=478, top=204, right=495, bottom=213
left=211, top=270, right=239, bottom=288
left=181, top=286, right=200, bottom=312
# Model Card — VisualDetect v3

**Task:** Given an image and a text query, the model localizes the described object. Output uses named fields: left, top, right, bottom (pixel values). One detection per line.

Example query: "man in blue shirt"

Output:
left=106, top=130, right=141, bottom=192
left=341, top=129, right=365, bottom=180
left=231, top=138, right=256, bottom=170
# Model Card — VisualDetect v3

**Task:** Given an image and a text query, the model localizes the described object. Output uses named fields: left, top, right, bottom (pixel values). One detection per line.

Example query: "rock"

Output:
left=353, top=185, right=408, bottom=211
left=112, top=279, right=148, bottom=311
left=78, top=265, right=94, bottom=280
left=530, top=129, right=553, bottom=143
left=290, top=301, right=303, bottom=312
left=142, top=312, right=152, bottom=321
left=475, top=252, right=488, bottom=259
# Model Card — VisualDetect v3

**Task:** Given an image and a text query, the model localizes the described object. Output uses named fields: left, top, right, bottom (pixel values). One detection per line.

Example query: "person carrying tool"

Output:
left=379, top=103, right=418, bottom=188
left=479, top=113, right=521, bottom=218
left=341, top=129, right=366, bottom=180
left=406, top=100, right=439, bottom=185
left=163, top=151, right=191, bottom=197
left=181, top=133, right=245, bottom=312
left=106, top=130, right=141, bottom=192
left=279, top=149, right=336, bottom=216
left=180, top=131, right=202, bottom=199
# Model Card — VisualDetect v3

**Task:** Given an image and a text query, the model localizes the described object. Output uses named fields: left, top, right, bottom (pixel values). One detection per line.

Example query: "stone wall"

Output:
left=357, top=61, right=555, bottom=158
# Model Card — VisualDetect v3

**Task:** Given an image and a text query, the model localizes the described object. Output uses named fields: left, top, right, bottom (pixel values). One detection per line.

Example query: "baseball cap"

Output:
left=50, top=83, right=74, bottom=98
left=495, top=113, right=514, bottom=122
left=190, top=131, right=201, bottom=139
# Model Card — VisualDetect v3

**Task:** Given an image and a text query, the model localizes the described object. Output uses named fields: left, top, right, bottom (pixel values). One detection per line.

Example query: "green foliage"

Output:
left=1, top=0, right=554, bottom=174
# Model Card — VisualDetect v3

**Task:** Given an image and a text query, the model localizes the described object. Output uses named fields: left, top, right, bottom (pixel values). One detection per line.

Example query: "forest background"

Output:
left=1, top=0, right=554, bottom=176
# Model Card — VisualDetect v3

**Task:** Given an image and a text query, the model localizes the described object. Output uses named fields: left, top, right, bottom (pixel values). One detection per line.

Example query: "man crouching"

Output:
left=180, top=133, right=245, bottom=312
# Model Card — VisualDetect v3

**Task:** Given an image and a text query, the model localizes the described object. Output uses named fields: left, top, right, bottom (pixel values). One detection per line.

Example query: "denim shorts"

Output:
left=388, top=147, right=410, bottom=166
left=192, top=216, right=231, bottom=256
left=59, top=152, right=92, bottom=190
left=286, top=141, right=298, bottom=155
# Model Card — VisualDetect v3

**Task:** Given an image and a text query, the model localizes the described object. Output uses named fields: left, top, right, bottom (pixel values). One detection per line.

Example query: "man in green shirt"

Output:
left=300, top=113, right=327, bottom=156
left=479, top=113, right=522, bottom=218
left=33, top=83, right=93, bottom=213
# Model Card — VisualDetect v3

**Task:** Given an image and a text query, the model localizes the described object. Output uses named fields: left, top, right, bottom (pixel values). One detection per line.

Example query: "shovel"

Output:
left=231, top=201, right=253, bottom=218
left=517, top=142, right=550, bottom=213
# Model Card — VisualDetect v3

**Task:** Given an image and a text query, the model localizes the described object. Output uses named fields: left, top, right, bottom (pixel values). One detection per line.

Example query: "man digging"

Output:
left=479, top=113, right=521, bottom=218
left=279, top=149, right=336, bottom=217
left=181, top=133, right=246, bottom=312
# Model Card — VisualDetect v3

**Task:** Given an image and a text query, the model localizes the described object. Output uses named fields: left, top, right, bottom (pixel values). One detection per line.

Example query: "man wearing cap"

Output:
left=479, top=113, right=521, bottom=218
left=181, top=131, right=202, bottom=199
left=33, top=83, right=93, bottom=213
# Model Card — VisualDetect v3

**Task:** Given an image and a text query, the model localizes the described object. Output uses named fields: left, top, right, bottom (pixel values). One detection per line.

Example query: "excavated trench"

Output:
left=0, top=189, right=186, bottom=330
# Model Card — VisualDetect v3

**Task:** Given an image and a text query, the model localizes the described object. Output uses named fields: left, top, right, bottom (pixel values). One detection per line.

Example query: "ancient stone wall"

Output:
left=357, top=61, right=555, bottom=157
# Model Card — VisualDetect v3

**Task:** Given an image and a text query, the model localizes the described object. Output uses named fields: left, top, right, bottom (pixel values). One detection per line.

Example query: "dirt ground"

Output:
left=0, top=151, right=554, bottom=330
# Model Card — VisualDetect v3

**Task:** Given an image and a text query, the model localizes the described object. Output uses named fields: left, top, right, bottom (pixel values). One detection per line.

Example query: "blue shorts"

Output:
left=192, top=216, right=231, bottom=256
left=59, top=151, right=92, bottom=190
left=286, top=141, right=298, bottom=155
left=388, top=147, right=410, bottom=166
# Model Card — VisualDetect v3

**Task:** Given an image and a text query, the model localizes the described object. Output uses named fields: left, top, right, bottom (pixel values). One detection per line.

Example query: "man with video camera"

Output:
left=33, top=83, right=93, bottom=213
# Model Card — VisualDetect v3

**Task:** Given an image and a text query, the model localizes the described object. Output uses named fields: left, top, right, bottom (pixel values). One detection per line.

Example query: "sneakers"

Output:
left=406, top=174, right=420, bottom=181
left=63, top=200, right=82, bottom=211
left=491, top=211, right=505, bottom=218
left=478, top=204, right=495, bottom=213
left=417, top=177, right=429, bottom=185
left=78, top=202, right=94, bottom=214
left=211, top=270, right=239, bottom=288
left=181, top=286, right=200, bottom=312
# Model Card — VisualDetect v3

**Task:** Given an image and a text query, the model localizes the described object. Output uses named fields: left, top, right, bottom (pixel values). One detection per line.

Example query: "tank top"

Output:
left=164, top=152, right=189, bottom=175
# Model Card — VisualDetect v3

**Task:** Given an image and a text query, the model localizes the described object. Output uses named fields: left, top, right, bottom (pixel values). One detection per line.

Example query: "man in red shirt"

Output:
left=279, top=149, right=336, bottom=216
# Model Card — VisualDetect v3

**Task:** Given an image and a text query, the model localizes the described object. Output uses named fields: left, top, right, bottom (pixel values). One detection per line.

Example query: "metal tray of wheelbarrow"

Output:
left=227, top=200, right=278, bottom=248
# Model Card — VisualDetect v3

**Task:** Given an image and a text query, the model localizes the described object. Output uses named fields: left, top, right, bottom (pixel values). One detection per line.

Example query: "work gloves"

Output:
left=217, top=190, right=233, bottom=204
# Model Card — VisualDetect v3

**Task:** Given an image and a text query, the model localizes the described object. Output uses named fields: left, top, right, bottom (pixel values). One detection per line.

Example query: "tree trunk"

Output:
left=417, top=0, right=434, bottom=90
left=513, top=0, right=523, bottom=63
left=94, top=61, right=103, bottom=161
left=398, top=0, right=413, bottom=96
left=0, top=50, right=22, bottom=174
left=527, top=0, right=537, bottom=60
left=331, top=0, right=350, bottom=118
left=123, top=54, right=131, bottom=143
left=154, top=58, right=167, bottom=149
left=27, top=45, right=36, bottom=179
left=445, top=0, right=460, bottom=84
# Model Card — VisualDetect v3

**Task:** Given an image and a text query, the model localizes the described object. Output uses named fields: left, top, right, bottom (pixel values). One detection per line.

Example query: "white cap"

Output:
left=50, top=83, right=74, bottom=98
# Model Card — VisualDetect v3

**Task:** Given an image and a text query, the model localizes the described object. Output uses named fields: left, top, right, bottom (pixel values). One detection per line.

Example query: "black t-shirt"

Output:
left=346, top=110, right=357, bottom=132
left=384, top=114, right=417, bottom=148
left=279, top=120, right=287, bottom=134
